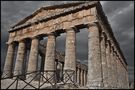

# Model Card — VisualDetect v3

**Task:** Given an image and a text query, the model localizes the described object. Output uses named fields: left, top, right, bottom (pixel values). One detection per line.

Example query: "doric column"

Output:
left=87, top=23, right=102, bottom=88
left=14, top=40, right=25, bottom=76
left=115, top=54, right=120, bottom=88
left=27, top=37, right=39, bottom=78
left=110, top=45, right=115, bottom=88
left=100, top=32, right=108, bottom=87
left=117, top=57, right=121, bottom=88
left=105, top=40, right=111, bottom=88
left=77, top=67, right=80, bottom=84
left=83, top=70, right=86, bottom=86
left=80, top=69, right=83, bottom=86
left=120, top=60, right=126, bottom=89
left=123, top=61, right=129, bottom=89
left=120, top=61, right=124, bottom=88
left=64, top=28, right=76, bottom=83
left=79, top=68, right=81, bottom=85
left=2, top=42, right=15, bottom=78
left=113, top=51, right=118, bottom=88
left=44, top=33, right=56, bottom=82
left=119, top=58, right=123, bottom=88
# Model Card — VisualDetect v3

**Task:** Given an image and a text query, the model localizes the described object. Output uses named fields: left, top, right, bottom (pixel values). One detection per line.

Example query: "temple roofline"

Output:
left=11, top=1, right=92, bottom=29
left=9, top=1, right=98, bottom=31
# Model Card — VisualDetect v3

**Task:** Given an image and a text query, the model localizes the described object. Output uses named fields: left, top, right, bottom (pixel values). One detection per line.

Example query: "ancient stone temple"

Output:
left=1, top=1, right=129, bottom=89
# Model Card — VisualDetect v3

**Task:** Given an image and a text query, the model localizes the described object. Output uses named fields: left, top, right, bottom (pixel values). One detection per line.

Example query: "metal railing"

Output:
left=1, top=70, right=78, bottom=89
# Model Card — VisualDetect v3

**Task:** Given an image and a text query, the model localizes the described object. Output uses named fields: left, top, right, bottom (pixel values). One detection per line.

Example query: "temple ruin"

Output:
left=1, top=1, right=129, bottom=89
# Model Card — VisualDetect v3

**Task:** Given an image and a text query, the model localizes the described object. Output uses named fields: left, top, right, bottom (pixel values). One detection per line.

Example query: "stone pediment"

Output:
left=12, top=1, right=92, bottom=29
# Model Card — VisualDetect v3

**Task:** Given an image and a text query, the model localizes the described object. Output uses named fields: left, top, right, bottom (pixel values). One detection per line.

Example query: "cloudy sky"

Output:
left=1, top=1, right=134, bottom=82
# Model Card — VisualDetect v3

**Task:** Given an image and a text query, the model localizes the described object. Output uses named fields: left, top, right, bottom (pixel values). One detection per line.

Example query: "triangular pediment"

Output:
left=12, top=1, right=91, bottom=28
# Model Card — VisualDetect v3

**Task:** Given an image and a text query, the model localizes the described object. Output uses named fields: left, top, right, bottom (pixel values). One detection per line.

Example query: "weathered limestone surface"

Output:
left=120, top=62, right=124, bottom=88
left=100, top=33, right=108, bottom=87
left=105, top=40, right=111, bottom=88
left=2, top=1, right=129, bottom=89
left=27, top=37, right=39, bottom=78
left=117, top=57, right=122, bottom=88
left=116, top=55, right=120, bottom=88
left=87, top=23, right=102, bottom=89
left=3, top=43, right=15, bottom=77
left=64, top=28, right=76, bottom=71
left=14, top=40, right=25, bottom=76
left=44, top=33, right=56, bottom=82
left=113, top=51, right=118, bottom=88
left=110, top=46, right=115, bottom=88
left=64, top=28, right=76, bottom=83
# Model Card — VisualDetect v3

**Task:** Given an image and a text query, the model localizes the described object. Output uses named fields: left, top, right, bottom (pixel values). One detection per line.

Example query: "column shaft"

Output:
left=64, top=28, right=76, bottom=83
left=116, top=55, right=119, bottom=88
left=14, top=40, right=25, bottom=76
left=120, top=62, right=124, bottom=88
left=44, top=33, right=56, bottom=82
left=77, top=67, right=79, bottom=84
left=113, top=52, right=118, bottom=88
left=80, top=69, right=83, bottom=86
left=27, top=37, right=39, bottom=78
left=87, top=23, right=102, bottom=88
left=79, top=68, right=81, bottom=85
left=117, top=58, right=121, bottom=88
left=110, top=46, right=115, bottom=88
left=84, top=70, right=86, bottom=86
left=106, top=40, right=111, bottom=88
left=100, top=33, right=108, bottom=87
left=3, top=43, right=15, bottom=77
left=119, top=59, right=123, bottom=88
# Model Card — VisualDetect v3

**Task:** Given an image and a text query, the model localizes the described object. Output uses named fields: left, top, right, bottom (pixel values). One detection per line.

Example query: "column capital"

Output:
left=110, top=45, right=114, bottom=53
left=47, top=32, right=59, bottom=37
left=106, top=39, right=111, bottom=46
left=100, top=32, right=107, bottom=42
left=113, top=47, right=117, bottom=52
left=87, top=21, right=98, bottom=27
left=101, top=31, right=107, bottom=38
left=18, top=39, right=25, bottom=43
left=113, top=50, right=117, bottom=55
left=31, top=36, right=40, bottom=40
left=64, top=27, right=79, bottom=33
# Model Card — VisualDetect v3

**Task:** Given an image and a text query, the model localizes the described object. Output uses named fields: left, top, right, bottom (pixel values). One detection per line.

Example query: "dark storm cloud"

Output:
left=1, top=1, right=134, bottom=82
